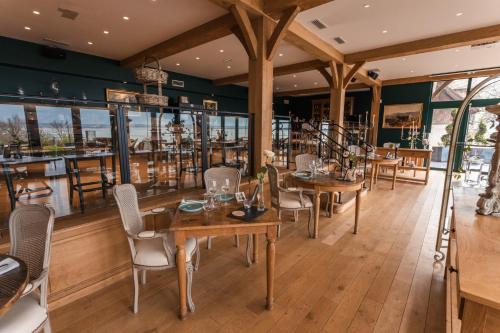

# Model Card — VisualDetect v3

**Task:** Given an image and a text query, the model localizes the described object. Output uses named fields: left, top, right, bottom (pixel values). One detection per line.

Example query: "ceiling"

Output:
left=1, top=0, right=500, bottom=94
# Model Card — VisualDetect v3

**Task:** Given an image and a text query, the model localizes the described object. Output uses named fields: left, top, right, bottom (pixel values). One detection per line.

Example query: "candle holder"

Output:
left=401, top=125, right=428, bottom=149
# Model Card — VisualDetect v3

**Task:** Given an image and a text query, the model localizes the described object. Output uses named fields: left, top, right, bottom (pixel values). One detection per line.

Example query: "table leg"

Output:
left=3, top=166, right=16, bottom=211
left=374, top=164, right=379, bottom=184
left=369, top=163, right=375, bottom=191
left=313, top=188, right=321, bottom=239
left=354, top=189, right=361, bottom=234
left=392, top=164, right=398, bottom=190
left=253, top=233, right=259, bottom=264
left=175, top=232, right=187, bottom=320
left=425, top=159, right=431, bottom=185
left=266, top=227, right=276, bottom=311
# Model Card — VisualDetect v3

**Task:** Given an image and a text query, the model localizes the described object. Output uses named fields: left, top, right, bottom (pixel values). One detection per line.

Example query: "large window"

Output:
left=431, top=79, right=469, bottom=102
left=471, top=77, right=500, bottom=100
left=80, top=108, right=112, bottom=148
left=37, top=106, right=74, bottom=154
left=0, top=104, right=28, bottom=147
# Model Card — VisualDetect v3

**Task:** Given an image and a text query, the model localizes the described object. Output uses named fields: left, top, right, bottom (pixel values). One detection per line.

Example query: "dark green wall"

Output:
left=0, top=37, right=248, bottom=112
left=378, top=82, right=433, bottom=147
left=273, top=89, right=372, bottom=120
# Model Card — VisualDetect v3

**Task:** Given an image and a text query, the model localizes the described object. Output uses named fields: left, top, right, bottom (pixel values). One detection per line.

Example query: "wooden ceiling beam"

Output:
left=329, top=61, right=339, bottom=89
left=267, top=6, right=300, bottom=60
left=274, top=83, right=369, bottom=97
left=230, top=4, right=258, bottom=60
left=318, top=67, right=333, bottom=86
left=343, top=62, right=365, bottom=89
left=345, top=24, right=500, bottom=63
left=120, top=14, right=235, bottom=68
left=213, top=59, right=326, bottom=85
left=383, top=67, right=500, bottom=86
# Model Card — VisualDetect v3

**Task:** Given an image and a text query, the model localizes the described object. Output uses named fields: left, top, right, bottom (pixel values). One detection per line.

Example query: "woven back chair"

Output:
left=0, top=204, right=55, bottom=333
left=267, top=164, right=314, bottom=238
left=295, top=154, right=319, bottom=172
left=204, top=167, right=241, bottom=193
left=113, top=184, right=198, bottom=314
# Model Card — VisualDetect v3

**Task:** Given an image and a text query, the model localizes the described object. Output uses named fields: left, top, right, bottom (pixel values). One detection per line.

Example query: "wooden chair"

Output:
left=113, top=184, right=198, bottom=313
left=267, top=164, right=314, bottom=238
left=0, top=205, right=55, bottom=333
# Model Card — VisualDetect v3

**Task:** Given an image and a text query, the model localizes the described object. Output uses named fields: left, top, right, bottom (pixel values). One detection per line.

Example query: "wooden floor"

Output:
left=50, top=171, right=446, bottom=333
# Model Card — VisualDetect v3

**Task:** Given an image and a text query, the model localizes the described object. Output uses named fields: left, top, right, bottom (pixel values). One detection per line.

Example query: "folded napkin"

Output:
left=0, top=257, right=20, bottom=275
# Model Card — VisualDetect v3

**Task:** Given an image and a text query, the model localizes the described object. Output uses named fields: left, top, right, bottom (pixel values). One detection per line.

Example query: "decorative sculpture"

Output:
left=477, top=104, right=500, bottom=216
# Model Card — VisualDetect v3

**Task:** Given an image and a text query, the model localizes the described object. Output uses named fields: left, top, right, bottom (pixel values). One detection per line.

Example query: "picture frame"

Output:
left=105, top=89, right=140, bottom=111
left=178, top=95, right=190, bottom=104
left=203, top=99, right=218, bottom=110
left=382, top=103, right=423, bottom=128
left=235, top=192, right=246, bottom=202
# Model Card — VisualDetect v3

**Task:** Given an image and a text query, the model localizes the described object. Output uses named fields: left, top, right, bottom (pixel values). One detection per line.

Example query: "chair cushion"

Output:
left=134, top=236, right=197, bottom=267
left=0, top=294, right=47, bottom=333
left=279, top=192, right=313, bottom=209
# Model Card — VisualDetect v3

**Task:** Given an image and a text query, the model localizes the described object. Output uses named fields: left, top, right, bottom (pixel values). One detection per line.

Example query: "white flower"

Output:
left=264, top=150, right=275, bottom=158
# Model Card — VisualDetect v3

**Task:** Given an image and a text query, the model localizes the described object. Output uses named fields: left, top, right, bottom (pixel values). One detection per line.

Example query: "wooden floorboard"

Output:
left=50, top=171, right=446, bottom=333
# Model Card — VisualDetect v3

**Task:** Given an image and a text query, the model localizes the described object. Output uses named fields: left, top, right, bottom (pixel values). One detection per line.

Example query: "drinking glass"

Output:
left=221, top=178, right=230, bottom=204
left=243, top=199, right=253, bottom=210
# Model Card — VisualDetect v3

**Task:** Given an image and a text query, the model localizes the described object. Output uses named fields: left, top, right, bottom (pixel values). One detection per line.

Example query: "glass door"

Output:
left=428, top=108, right=458, bottom=169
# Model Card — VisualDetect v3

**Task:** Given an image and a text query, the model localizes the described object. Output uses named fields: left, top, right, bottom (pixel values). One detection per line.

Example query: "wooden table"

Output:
left=169, top=201, right=281, bottom=319
left=375, top=147, right=432, bottom=185
left=368, top=157, right=402, bottom=190
left=0, top=255, right=28, bottom=317
left=292, top=173, right=364, bottom=237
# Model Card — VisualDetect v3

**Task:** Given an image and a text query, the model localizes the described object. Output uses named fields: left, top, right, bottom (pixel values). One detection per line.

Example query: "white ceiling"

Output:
left=1, top=0, right=500, bottom=93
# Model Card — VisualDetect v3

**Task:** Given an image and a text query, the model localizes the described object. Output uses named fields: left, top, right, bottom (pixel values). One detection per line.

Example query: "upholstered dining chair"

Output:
left=204, top=167, right=242, bottom=248
left=113, top=184, right=198, bottom=314
left=294, top=153, right=333, bottom=217
left=0, top=204, right=55, bottom=333
left=267, top=164, right=314, bottom=238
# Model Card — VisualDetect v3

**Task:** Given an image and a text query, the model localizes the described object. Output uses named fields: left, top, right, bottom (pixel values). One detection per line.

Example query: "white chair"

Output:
left=113, top=184, right=198, bottom=314
left=294, top=153, right=333, bottom=217
left=267, top=164, right=314, bottom=237
left=0, top=205, right=55, bottom=333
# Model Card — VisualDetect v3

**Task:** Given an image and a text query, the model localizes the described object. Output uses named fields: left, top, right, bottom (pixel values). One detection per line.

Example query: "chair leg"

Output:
left=186, top=262, right=195, bottom=312
left=277, top=225, right=281, bottom=239
left=246, top=234, right=253, bottom=267
left=294, top=210, right=299, bottom=222
left=132, top=267, right=139, bottom=314
left=308, top=208, right=314, bottom=238
left=234, top=235, right=240, bottom=248
left=141, top=270, right=147, bottom=285
left=44, top=317, right=52, bottom=333
left=207, top=236, right=212, bottom=250
left=194, top=241, right=201, bottom=271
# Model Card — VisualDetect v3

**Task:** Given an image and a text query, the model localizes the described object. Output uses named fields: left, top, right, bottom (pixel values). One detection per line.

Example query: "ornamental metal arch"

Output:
left=435, top=74, right=500, bottom=260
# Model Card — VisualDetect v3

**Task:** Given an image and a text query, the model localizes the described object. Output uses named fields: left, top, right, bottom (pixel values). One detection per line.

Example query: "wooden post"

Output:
left=370, top=85, right=382, bottom=146
left=248, top=17, right=274, bottom=170
left=329, top=63, right=346, bottom=126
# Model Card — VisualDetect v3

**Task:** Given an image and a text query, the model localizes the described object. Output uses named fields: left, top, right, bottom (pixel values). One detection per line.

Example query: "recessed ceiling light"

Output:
left=402, top=57, right=406, bottom=61
left=278, top=53, right=284, bottom=57
left=276, top=87, right=280, bottom=90
left=293, top=74, right=297, bottom=78
left=176, top=63, right=180, bottom=66
left=227, top=65, right=231, bottom=69
left=294, top=84, right=298, bottom=87
left=103, top=30, right=109, bottom=34
left=314, top=82, right=318, bottom=85
left=456, top=12, right=464, bottom=17
left=363, top=4, right=371, bottom=8
left=455, top=49, right=460, bottom=52
left=195, top=56, right=200, bottom=60
left=24, top=26, right=31, bottom=30
left=382, top=30, right=388, bottom=34
left=219, top=49, right=224, bottom=53
left=410, top=70, right=415, bottom=73
left=122, top=81, right=128, bottom=84
left=123, top=16, right=129, bottom=20
left=88, top=41, right=93, bottom=45
left=33, top=10, right=40, bottom=15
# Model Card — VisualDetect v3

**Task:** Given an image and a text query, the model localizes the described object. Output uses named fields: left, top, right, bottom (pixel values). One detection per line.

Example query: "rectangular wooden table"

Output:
left=168, top=201, right=281, bottom=319
left=375, top=147, right=432, bottom=185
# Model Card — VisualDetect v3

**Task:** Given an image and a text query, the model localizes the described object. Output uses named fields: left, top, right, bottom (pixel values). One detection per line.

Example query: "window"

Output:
left=0, top=104, right=27, bottom=146
left=471, top=77, right=500, bottom=100
left=79, top=108, right=112, bottom=148
left=36, top=106, right=74, bottom=154
left=431, top=79, right=469, bottom=101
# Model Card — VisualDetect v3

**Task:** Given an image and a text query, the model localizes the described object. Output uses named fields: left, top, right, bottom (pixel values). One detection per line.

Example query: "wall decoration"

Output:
left=106, top=89, right=139, bottom=111
left=382, top=103, right=423, bottom=128
left=203, top=99, right=218, bottom=110
left=179, top=96, right=190, bottom=104
left=345, top=96, right=354, bottom=116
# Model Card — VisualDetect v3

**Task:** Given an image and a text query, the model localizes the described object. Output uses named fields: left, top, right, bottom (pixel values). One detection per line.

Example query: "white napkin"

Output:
left=0, top=258, right=20, bottom=275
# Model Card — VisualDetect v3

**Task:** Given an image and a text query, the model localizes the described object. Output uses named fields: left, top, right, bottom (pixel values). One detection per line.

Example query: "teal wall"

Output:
left=0, top=37, right=248, bottom=112
left=273, top=89, right=372, bottom=120
left=378, top=82, right=433, bottom=147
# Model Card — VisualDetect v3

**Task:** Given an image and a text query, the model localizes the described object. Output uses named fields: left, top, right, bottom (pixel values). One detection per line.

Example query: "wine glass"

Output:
left=243, top=198, right=253, bottom=210
left=221, top=178, right=230, bottom=204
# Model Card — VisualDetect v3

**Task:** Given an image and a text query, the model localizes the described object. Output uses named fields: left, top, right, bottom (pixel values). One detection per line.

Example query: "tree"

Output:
left=440, top=109, right=458, bottom=146
left=0, top=115, right=27, bottom=144
left=49, top=120, right=73, bottom=145
left=474, top=118, right=489, bottom=145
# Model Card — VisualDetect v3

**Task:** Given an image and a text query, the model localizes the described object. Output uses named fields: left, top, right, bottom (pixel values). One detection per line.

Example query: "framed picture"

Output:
left=106, top=89, right=139, bottom=111
left=382, top=103, right=423, bottom=128
left=345, top=96, right=354, bottom=116
left=203, top=99, right=218, bottom=110
left=178, top=96, right=190, bottom=104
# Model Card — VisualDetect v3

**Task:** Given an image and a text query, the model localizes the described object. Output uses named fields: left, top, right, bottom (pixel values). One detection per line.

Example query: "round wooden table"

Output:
left=0, top=255, right=28, bottom=317
left=293, top=173, right=364, bottom=238
left=367, top=157, right=402, bottom=191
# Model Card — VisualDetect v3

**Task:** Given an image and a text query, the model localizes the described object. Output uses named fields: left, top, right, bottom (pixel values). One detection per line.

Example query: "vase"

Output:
left=257, top=180, right=265, bottom=211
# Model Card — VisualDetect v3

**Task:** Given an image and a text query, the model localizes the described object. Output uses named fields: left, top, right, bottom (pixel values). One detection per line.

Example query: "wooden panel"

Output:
left=345, top=24, right=500, bottom=63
